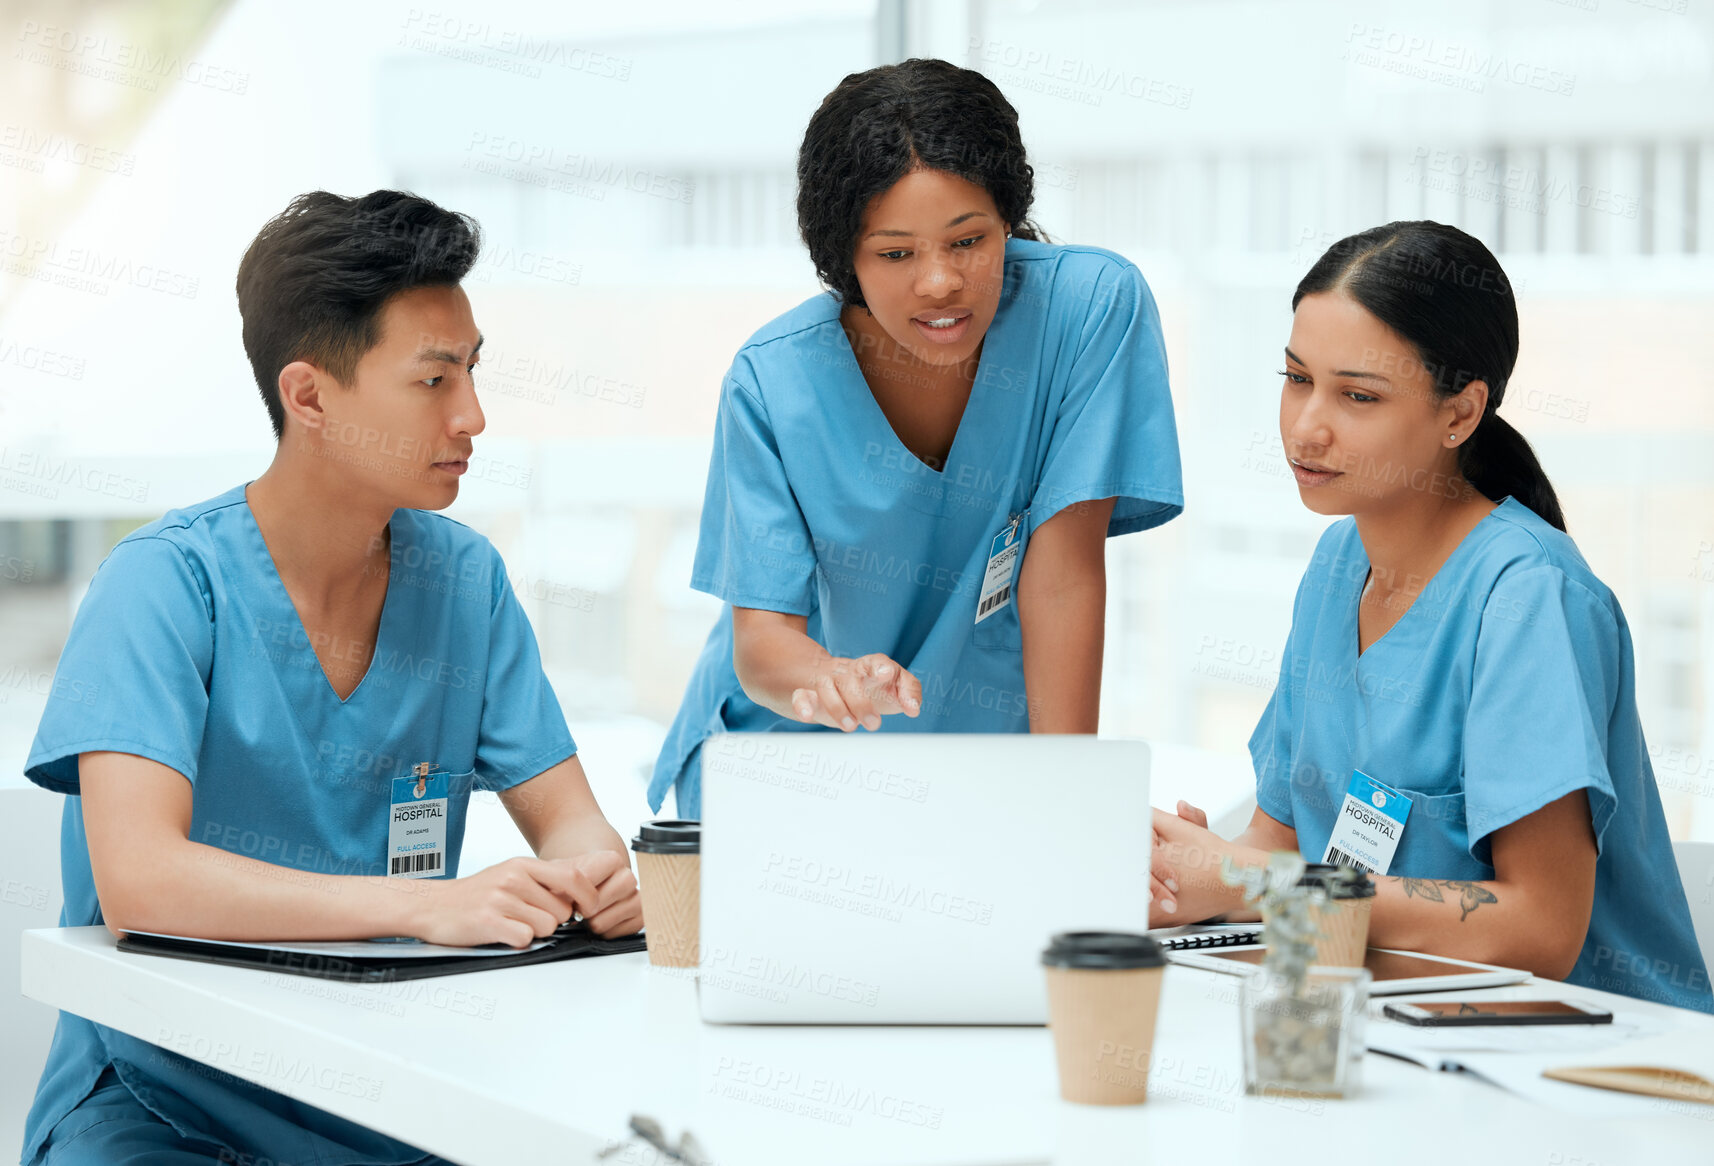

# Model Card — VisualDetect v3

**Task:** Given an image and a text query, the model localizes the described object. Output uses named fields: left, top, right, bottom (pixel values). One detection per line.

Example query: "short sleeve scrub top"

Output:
left=650, top=238, right=1185, bottom=816
left=1250, top=499, right=1712, bottom=1013
left=22, top=485, right=577, bottom=1165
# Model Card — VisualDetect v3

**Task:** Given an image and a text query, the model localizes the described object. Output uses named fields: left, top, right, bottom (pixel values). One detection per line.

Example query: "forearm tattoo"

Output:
left=1396, top=878, right=1499, bottom=922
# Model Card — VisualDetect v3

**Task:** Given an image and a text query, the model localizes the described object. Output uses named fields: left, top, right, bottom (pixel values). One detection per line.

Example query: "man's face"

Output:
left=302, top=284, right=485, bottom=511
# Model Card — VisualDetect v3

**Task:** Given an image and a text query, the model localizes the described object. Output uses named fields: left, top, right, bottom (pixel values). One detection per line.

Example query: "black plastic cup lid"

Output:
left=1298, top=862, right=1376, bottom=899
left=630, top=819, right=700, bottom=855
left=1041, top=931, right=1166, bottom=970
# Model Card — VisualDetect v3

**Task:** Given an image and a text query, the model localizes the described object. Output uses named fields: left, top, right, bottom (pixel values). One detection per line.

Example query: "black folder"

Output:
left=117, top=922, right=647, bottom=983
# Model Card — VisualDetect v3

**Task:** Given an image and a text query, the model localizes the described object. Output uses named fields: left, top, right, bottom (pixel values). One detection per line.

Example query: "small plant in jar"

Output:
left=1221, top=852, right=1371, bottom=1098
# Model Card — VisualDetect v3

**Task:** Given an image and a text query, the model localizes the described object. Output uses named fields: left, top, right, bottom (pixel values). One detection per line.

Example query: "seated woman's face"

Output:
left=848, top=167, right=1007, bottom=369
left=1279, top=291, right=1468, bottom=517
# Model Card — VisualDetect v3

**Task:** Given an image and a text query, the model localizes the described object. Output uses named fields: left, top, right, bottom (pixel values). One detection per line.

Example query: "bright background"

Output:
left=3, top=0, right=1714, bottom=1145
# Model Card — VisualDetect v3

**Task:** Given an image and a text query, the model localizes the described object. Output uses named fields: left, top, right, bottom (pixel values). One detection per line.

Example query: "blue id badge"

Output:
left=1322, top=769, right=1411, bottom=874
left=388, top=766, right=448, bottom=879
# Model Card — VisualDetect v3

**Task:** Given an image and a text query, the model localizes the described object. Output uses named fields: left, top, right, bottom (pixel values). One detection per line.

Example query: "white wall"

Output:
left=0, top=785, right=66, bottom=1157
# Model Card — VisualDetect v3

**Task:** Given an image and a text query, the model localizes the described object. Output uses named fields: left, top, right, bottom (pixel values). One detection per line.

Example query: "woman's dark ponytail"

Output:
left=1458, top=414, right=1565, bottom=532
left=1293, top=220, right=1567, bottom=532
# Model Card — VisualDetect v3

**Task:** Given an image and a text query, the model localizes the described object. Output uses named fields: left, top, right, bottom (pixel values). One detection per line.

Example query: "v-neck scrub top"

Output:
left=1250, top=498, right=1711, bottom=1013
left=21, top=484, right=576, bottom=1165
left=651, top=238, right=1184, bottom=815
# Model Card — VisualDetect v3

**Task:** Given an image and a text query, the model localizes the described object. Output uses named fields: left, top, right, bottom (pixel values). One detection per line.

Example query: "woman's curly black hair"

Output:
left=796, top=58, right=1044, bottom=308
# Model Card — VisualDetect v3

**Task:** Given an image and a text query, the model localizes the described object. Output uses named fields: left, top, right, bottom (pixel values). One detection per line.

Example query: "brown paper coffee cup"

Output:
left=631, top=819, right=701, bottom=969
left=1042, top=932, right=1167, bottom=1106
left=1306, top=896, right=1372, bottom=968
left=634, top=850, right=700, bottom=967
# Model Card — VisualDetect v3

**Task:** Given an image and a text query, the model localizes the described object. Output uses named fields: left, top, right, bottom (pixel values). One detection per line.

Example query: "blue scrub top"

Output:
left=648, top=604, right=825, bottom=818
left=1250, top=497, right=1712, bottom=1013
left=650, top=238, right=1185, bottom=816
left=22, top=484, right=577, bottom=1165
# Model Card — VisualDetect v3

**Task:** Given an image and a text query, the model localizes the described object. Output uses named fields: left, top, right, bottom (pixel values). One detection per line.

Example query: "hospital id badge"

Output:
left=1322, top=769, right=1411, bottom=875
left=976, top=514, right=1025, bottom=624
left=388, top=764, right=448, bottom=878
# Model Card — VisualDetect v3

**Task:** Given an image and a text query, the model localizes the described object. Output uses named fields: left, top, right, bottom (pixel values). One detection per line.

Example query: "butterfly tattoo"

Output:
left=1399, top=878, right=1498, bottom=922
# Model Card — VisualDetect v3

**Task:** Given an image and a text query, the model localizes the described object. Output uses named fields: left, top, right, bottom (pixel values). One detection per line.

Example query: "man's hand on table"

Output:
left=409, top=851, right=642, bottom=948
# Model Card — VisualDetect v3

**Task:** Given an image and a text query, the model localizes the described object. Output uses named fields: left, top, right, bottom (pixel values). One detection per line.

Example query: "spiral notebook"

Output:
left=1149, top=924, right=1264, bottom=950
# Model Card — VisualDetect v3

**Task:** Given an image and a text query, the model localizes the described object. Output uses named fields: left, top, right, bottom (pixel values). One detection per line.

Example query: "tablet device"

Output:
left=1383, top=999, right=1613, bottom=1026
left=1166, top=945, right=1532, bottom=994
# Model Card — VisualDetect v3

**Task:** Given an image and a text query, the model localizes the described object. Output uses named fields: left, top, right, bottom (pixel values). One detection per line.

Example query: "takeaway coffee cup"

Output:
left=1299, top=863, right=1376, bottom=968
left=629, top=820, right=700, bottom=968
left=1041, top=931, right=1168, bottom=1105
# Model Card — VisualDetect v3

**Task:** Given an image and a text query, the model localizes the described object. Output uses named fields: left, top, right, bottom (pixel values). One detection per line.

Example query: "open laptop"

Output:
left=697, top=733, right=1152, bottom=1024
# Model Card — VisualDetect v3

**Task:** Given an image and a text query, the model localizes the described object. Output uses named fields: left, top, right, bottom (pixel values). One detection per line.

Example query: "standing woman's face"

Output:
left=1279, top=291, right=1484, bottom=517
left=849, top=167, right=1008, bottom=369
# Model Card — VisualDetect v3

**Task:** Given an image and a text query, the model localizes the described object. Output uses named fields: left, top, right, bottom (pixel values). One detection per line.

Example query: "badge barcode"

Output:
left=390, top=852, right=442, bottom=876
left=1325, top=845, right=1373, bottom=873
left=979, top=586, right=1011, bottom=616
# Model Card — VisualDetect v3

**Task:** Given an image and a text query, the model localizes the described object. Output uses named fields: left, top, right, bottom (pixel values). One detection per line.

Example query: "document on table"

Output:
left=1368, top=1006, right=1668, bottom=1058
left=1541, top=1029, right=1714, bottom=1104
left=1366, top=1007, right=1701, bottom=1116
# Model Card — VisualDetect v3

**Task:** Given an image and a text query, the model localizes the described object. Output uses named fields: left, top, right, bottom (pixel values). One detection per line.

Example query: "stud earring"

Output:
left=1448, top=433, right=1459, bottom=445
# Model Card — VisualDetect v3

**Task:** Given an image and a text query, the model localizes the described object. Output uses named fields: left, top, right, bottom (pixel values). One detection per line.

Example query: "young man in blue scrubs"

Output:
left=1151, top=221, right=1711, bottom=1014
left=650, top=59, right=1184, bottom=815
left=21, top=190, right=644, bottom=1164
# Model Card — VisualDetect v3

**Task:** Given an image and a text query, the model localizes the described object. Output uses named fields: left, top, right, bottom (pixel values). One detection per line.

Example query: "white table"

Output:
left=21, top=927, right=1711, bottom=1165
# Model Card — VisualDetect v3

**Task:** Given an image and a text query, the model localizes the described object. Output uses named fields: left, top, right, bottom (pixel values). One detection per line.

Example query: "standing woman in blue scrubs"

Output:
left=651, top=58, right=1184, bottom=815
left=1151, top=221, right=1711, bottom=1012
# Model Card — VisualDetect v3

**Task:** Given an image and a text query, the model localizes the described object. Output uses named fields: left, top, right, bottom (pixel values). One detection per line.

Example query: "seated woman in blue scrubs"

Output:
left=21, top=191, right=644, bottom=1165
left=651, top=58, right=1184, bottom=815
left=1151, top=221, right=1711, bottom=1013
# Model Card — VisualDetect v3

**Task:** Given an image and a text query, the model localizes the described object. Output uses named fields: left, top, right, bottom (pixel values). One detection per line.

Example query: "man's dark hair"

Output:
left=235, top=190, right=482, bottom=438
left=797, top=58, right=1044, bottom=309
